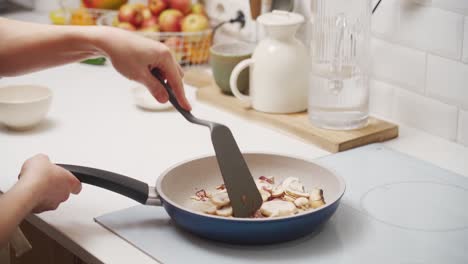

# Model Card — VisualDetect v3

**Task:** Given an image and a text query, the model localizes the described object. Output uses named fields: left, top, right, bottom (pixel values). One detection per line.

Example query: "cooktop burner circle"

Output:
left=360, top=181, right=468, bottom=232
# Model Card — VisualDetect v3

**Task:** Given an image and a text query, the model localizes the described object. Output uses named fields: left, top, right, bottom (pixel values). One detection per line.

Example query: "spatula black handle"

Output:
left=151, top=69, right=190, bottom=117
left=151, top=68, right=211, bottom=128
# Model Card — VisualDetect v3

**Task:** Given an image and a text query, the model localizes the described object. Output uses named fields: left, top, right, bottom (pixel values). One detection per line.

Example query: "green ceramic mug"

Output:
left=209, top=42, right=254, bottom=95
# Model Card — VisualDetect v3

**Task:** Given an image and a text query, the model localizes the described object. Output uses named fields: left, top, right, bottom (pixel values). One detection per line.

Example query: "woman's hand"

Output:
left=95, top=27, right=191, bottom=110
left=18, top=154, right=82, bottom=213
left=0, top=154, right=81, bottom=246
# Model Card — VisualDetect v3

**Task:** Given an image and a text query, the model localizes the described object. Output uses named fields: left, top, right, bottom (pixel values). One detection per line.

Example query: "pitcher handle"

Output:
left=230, top=59, right=253, bottom=106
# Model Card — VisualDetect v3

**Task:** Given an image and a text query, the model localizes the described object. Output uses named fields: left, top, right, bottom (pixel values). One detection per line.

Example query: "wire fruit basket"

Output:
left=97, top=12, right=212, bottom=66
left=50, top=1, right=213, bottom=66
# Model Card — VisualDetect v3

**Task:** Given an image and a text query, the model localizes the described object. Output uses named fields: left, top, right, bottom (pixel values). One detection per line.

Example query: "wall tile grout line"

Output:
left=371, top=33, right=465, bottom=63
left=455, top=108, right=460, bottom=143
left=370, top=75, right=421, bottom=95
left=423, top=52, right=428, bottom=95
left=411, top=0, right=468, bottom=16
left=461, top=16, right=466, bottom=63
left=458, top=14, right=465, bottom=61
left=378, top=73, right=465, bottom=110
left=371, top=75, right=463, bottom=117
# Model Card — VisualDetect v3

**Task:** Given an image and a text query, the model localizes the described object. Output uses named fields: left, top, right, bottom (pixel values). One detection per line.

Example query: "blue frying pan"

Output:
left=59, top=153, right=345, bottom=244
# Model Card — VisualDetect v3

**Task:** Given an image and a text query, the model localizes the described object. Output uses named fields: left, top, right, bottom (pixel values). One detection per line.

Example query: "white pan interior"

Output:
left=156, top=153, right=346, bottom=219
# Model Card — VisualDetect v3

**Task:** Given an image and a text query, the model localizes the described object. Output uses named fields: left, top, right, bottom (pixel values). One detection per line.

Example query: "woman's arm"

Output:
left=0, top=17, right=190, bottom=110
left=0, top=17, right=103, bottom=76
left=0, top=154, right=81, bottom=247
left=0, top=180, right=40, bottom=247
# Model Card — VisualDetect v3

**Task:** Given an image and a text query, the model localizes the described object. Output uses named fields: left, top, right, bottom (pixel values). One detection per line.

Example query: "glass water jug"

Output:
left=308, top=0, right=371, bottom=130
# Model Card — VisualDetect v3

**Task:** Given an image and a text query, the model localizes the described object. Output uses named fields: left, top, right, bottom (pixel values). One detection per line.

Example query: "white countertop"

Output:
left=2, top=11, right=468, bottom=264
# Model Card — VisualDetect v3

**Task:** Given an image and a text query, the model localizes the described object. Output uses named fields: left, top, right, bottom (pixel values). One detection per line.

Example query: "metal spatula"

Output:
left=151, top=69, right=262, bottom=218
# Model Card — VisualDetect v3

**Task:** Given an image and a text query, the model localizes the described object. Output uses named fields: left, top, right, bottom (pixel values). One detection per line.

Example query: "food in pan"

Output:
left=190, top=176, right=325, bottom=218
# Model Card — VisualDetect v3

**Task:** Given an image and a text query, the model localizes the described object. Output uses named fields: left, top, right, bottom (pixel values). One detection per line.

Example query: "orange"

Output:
left=70, top=8, right=95, bottom=25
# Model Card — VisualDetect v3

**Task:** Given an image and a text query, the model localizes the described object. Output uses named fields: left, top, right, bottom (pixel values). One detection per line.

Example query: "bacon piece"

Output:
left=216, top=184, right=226, bottom=190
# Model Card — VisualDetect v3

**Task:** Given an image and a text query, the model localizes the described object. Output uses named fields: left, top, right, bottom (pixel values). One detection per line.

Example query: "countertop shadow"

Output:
left=0, top=119, right=58, bottom=135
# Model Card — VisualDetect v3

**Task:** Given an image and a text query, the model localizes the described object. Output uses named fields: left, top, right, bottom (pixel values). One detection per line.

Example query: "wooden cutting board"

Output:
left=185, top=70, right=398, bottom=153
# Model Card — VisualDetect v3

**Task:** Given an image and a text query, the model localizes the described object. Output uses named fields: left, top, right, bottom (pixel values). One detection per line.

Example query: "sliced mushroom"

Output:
left=260, top=200, right=297, bottom=217
left=282, top=194, right=296, bottom=202
left=259, top=176, right=275, bottom=184
left=216, top=206, right=233, bottom=217
left=294, top=197, right=310, bottom=209
left=271, top=185, right=284, bottom=197
left=255, top=179, right=273, bottom=192
left=282, top=177, right=310, bottom=198
left=310, top=199, right=325, bottom=209
left=192, top=200, right=217, bottom=215
left=285, top=189, right=310, bottom=198
left=309, top=188, right=323, bottom=201
left=210, top=191, right=230, bottom=207
left=260, top=189, right=271, bottom=202
left=281, top=177, right=302, bottom=190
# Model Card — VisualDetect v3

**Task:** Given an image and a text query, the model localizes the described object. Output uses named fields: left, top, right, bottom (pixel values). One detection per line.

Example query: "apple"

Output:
left=181, top=14, right=209, bottom=32
left=159, top=9, right=184, bottom=32
left=168, top=0, right=191, bottom=14
left=139, top=24, right=160, bottom=33
left=191, top=3, right=206, bottom=16
left=141, top=7, right=153, bottom=20
left=164, top=36, right=184, bottom=62
left=82, top=0, right=128, bottom=10
left=118, top=4, right=135, bottom=22
left=116, top=22, right=136, bottom=31
left=118, top=4, right=143, bottom=27
left=141, top=16, right=158, bottom=28
left=148, top=0, right=168, bottom=16
left=132, top=2, right=146, bottom=10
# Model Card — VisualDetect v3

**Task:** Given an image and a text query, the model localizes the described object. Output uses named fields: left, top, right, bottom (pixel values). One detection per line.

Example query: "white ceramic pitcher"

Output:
left=229, top=10, right=309, bottom=114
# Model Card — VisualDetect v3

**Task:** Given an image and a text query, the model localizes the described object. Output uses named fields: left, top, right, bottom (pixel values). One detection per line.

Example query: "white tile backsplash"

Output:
left=366, top=1, right=468, bottom=144
left=394, top=89, right=459, bottom=140
left=398, top=1, right=463, bottom=60
left=463, top=17, right=468, bottom=63
left=371, top=0, right=400, bottom=37
left=426, top=55, right=468, bottom=109
left=431, top=0, right=468, bottom=15
left=210, top=0, right=468, bottom=145
left=458, top=109, right=468, bottom=146
left=369, top=79, right=397, bottom=119
left=371, top=38, right=426, bottom=92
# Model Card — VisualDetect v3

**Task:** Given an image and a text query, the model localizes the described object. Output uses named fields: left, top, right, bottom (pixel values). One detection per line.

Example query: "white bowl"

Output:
left=0, top=85, right=52, bottom=130
left=132, top=85, right=172, bottom=111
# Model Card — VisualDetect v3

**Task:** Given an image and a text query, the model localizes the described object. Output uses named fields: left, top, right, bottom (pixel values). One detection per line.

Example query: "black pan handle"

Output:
left=58, top=164, right=150, bottom=205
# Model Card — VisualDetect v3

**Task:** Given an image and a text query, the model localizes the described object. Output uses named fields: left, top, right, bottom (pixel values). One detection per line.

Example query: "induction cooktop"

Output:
left=96, top=144, right=468, bottom=264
